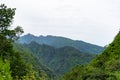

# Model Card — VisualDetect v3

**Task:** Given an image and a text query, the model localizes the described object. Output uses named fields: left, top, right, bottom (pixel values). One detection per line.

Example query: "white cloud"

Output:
left=1, top=0, right=120, bottom=46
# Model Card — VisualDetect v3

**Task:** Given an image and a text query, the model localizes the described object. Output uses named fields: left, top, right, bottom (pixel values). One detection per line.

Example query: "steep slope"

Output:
left=13, top=43, right=56, bottom=80
left=61, top=32, right=120, bottom=80
left=23, top=41, right=94, bottom=77
left=18, top=33, right=104, bottom=54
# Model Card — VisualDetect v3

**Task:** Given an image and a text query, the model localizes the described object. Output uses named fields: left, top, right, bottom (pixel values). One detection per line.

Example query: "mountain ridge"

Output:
left=18, top=33, right=104, bottom=54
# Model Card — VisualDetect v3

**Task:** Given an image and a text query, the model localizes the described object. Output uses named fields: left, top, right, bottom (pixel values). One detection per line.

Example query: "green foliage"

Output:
left=0, top=4, right=15, bottom=30
left=0, top=4, right=37, bottom=80
left=0, top=35, right=37, bottom=79
left=0, top=58, right=12, bottom=80
left=0, top=34, right=13, bottom=60
left=13, top=43, right=56, bottom=80
left=22, top=41, right=94, bottom=78
left=10, top=51, right=30, bottom=79
left=0, top=4, right=23, bottom=41
left=61, top=32, right=120, bottom=80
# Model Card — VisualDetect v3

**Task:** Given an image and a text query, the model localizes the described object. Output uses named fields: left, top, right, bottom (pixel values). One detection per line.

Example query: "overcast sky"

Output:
left=1, top=0, right=120, bottom=46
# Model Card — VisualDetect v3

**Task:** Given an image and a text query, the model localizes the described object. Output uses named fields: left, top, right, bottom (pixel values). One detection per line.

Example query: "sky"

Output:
left=1, top=0, right=120, bottom=46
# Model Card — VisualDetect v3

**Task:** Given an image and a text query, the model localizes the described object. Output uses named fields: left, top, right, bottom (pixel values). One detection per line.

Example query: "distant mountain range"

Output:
left=18, top=33, right=104, bottom=54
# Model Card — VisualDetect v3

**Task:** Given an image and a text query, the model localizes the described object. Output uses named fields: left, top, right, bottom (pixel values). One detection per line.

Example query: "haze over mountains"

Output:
left=18, top=33, right=104, bottom=54
left=16, top=33, right=105, bottom=78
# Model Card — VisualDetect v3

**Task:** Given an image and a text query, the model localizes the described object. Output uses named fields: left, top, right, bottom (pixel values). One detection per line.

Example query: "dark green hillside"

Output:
left=18, top=34, right=104, bottom=54
left=23, top=41, right=94, bottom=77
left=13, top=43, right=56, bottom=80
left=52, top=46, right=94, bottom=76
left=61, top=32, right=120, bottom=80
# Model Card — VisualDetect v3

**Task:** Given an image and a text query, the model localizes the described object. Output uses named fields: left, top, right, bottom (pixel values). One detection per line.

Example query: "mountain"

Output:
left=13, top=43, right=56, bottom=80
left=22, top=41, right=94, bottom=77
left=18, top=33, right=104, bottom=54
left=61, top=32, right=120, bottom=80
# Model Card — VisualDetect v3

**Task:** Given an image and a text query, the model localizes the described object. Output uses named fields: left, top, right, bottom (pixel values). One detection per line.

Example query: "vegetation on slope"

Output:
left=23, top=41, right=94, bottom=77
left=0, top=4, right=36, bottom=79
left=13, top=43, right=56, bottom=80
left=61, top=32, right=120, bottom=80
left=0, top=58, right=12, bottom=80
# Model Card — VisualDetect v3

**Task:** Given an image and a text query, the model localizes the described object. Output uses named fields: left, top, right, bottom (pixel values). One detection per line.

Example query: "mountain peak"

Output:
left=18, top=33, right=104, bottom=54
left=26, top=33, right=34, bottom=36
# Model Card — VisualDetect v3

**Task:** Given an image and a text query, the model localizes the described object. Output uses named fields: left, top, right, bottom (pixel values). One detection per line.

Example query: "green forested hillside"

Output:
left=22, top=41, right=94, bottom=77
left=61, top=32, right=120, bottom=80
left=18, top=34, right=104, bottom=54
left=13, top=43, right=56, bottom=80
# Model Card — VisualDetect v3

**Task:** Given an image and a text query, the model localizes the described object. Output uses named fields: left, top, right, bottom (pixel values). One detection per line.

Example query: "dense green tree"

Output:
left=0, top=4, right=23, bottom=41
left=0, top=34, right=12, bottom=60
left=0, top=58, right=12, bottom=80
left=0, top=4, right=24, bottom=60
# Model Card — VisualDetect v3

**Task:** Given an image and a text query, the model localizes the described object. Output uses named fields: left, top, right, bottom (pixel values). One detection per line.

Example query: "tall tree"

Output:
left=0, top=4, right=23, bottom=60
left=0, top=4, right=24, bottom=41
left=0, top=4, right=36, bottom=79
